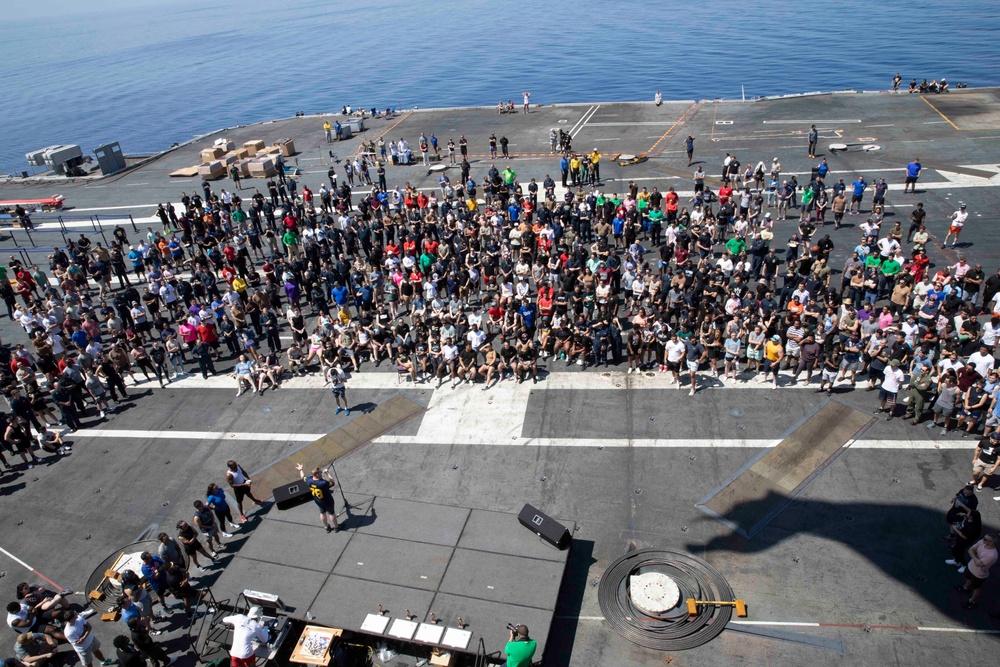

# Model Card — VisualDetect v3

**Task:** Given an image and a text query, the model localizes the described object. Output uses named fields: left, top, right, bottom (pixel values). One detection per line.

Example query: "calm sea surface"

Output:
left=2, top=0, right=998, bottom=173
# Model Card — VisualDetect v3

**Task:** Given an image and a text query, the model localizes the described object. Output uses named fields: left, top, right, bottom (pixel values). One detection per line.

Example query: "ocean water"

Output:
left=2, top=0, right=998, bottom=173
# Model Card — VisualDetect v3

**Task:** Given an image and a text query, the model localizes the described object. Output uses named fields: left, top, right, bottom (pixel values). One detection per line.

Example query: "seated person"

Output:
left=14, top=631, right=58, bottom=666
left=232, top=354, right=261, bottom=395
left=939, top=78, right=949, bottom=93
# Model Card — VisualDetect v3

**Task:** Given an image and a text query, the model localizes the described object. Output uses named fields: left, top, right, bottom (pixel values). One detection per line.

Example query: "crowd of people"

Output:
left=2, top=108, right=1000, bottom=662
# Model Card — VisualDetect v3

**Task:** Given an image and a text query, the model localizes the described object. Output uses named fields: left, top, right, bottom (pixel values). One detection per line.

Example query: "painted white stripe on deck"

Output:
left=70, top=204, right=158, bottom=211
left=762, top=119, right=862, bottom=124
left=72, top=429, right=322, bottom=442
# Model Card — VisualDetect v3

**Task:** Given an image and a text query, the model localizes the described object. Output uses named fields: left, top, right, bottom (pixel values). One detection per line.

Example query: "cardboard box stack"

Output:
left=197, top=160, right=225, bottom=179
left=277, top=138, right=296, bottom=157
left=248, top=157, right=275, bottom=177
left=244, top=140, right=265, bottom=152
left=200, top=146, right=224, bottom=162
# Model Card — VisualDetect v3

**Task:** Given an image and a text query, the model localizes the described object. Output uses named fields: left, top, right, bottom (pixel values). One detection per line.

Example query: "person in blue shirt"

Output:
left=816, top=158, right=829, bottom=179
left=518, top=302, right=537, bottom=333
left=139, top=552, right=169, bottom=607
left=330, top=283, right=350, bottom=307
left=904, top=158, right=922, bottom=193
left=508, top=202, right=520, bottom=223
left=128, top=246, right=144, bottom=281
left=560, top=155, right=570, bottom=187
left=612, top=215, right=625, bottom=247
left=850, top=176, right=867, bottom=214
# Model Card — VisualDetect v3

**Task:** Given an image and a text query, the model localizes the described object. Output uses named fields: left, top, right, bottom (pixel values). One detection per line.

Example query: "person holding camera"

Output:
left=504, top=624, right=536, bottom=667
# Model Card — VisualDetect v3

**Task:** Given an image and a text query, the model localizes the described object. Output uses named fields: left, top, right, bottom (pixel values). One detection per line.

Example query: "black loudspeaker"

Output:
left=272, top=480, right=312, bottom=510
left=518, top=504, right=571, bottom=550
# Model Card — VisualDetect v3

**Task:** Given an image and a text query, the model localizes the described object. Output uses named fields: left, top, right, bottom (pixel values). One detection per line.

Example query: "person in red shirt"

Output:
left=718, top=184, right=733, bottom=205
left=416, top=193, right=429, bottom=217
left=197, top=321, right=222, bottom=359
left=301, top=186, right=313, bottom=203
left=664, top=187, right=679, bottom=222
left=222, top=245, right=237, bottom=264
left=402, top=237, right=417, bottom=257
left=423, top=237, right=439, bottom=256
left=385, top=242, right=400, bottom=258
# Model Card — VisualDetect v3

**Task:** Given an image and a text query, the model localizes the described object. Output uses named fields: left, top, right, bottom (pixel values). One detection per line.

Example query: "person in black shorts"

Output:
left=225, top=459, right=263, bottom=521
left=174, top=520, right=215, bottom=571
left=296, top=463, right=340, bottom=532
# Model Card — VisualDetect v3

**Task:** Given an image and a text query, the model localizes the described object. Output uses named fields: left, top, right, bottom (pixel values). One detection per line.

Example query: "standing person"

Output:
left=943, top=203, right=968, bottom=248
left=222, top=607, right=269, bottom=667
left=330, top=365, right=350, bottom=415
left=156, top=532, right=186, bottom=570
left=904, top=157, right=922, bottom=193
left=970, top=432, right=1000, bottom=492
left=875, top=359, right=905, bottom=419
left=175, top=520, right=216, bottom=571
left=63, top=609, right=115, bottom=667
left=954, top=534, right=998, bottom=609
left=946, top=509, right=982, bottom=570
left=128, top=616, right=172, bottom=665
left=522, top=91, right=531, bottom=113
left=193, top=499, right=227, bottom=555
left=503, top=624, right=536, bottom=667
left=207, top=483, right=241, bottom=534
left=685, top=135, right=695, bottom=166
left=225, top=460, right=263, bottom=522
left=807, top=124, right=818, bottom=158
left=761, top=335, right=784, bottom=389
left=295, top=463, right=340, bottom=532
left=113, top=635, right=150, bottom=667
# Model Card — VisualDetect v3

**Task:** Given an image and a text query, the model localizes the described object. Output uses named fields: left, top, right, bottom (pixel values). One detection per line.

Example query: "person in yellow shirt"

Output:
left=762, top=335, right=784, bottom=389
left=569, top=156, right=582, bottom=186
left=232, top=275, right=248, bottom=301
left=324, top=120, right=332, bottom=143
left=589, top=149, right=602, bottom=183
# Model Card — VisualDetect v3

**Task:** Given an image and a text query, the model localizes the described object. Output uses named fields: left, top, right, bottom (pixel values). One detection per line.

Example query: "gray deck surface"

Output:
left=0, top=90, right=999, bottom=666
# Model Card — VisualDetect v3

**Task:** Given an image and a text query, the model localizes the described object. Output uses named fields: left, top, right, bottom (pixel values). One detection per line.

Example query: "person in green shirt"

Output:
left=282, top=230, right=300, bottom=259
left=864, top=253, right=882, bottom=270
left=725, top=236, right=746, bottom=256
left=504, top=625, right=536, bottom=667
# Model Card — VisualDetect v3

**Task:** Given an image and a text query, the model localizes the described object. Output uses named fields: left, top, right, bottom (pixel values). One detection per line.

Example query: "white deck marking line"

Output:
left=762, top=119, right=862, bottom=123
left=865, top=124, right=895, bottom=127
left=0, top=545, right=66, bottom=590
left=567, top=106, right=595, bottom=137
left=553, top=617, right=1000, bottom=634
left=570, top=105, right=601, bottom=138
left=67, top=204, right=158, bottom=211
left=72, top=429, right=322, bottom=442
left=64, top=429, right=971, bottom=451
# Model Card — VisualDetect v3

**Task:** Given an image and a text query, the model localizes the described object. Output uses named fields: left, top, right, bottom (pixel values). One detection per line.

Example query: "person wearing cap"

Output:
left=943, top=203, right=968, bottom=248
left=761, top=334, right=784, bottom=389
left=970, top=431, right=1000, bottom=492
left=222, top=607, right=269, bottom=667
left=875, top=359, right=906, bottom=419
left=504, top=624, right=536, bottom=667
left=902, top=362, right=934, bottom=424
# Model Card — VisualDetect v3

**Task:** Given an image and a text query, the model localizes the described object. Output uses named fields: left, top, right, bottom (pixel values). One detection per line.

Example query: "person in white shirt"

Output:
left=944, top=204, right=969, bottom=247
left=466, top=324, right=487, bottom=351
left=63, top=610, right=114, bottom=666
left=664, top=332, right=686, bottom=385
left=222, top=607, right=269, bottom=667
left=877, top=359, right=906, bottom=419
left=968, top=345, right=996, bottom=378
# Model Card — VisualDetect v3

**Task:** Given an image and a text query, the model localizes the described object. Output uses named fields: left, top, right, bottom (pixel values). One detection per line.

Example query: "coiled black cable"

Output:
left=598, top=548, right=736, bottom=650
